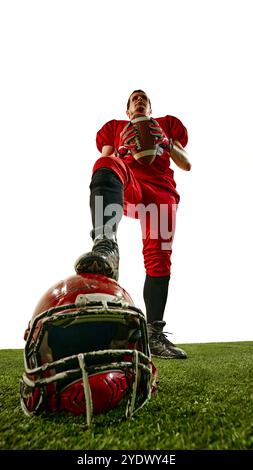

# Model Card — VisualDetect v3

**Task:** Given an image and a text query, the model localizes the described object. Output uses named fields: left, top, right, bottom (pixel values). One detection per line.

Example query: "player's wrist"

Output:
left=167, top=138, right=174, bottom=153
left=160, top=138, right=173, bottom=153
left=117, top=146, right=128, bottom=157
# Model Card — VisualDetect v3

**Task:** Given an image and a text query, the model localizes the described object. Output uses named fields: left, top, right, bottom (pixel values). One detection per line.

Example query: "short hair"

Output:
left=127, top=90, right=151, bottom=110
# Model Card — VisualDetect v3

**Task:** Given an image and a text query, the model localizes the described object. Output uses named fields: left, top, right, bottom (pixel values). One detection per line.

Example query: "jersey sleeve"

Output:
left=166, top=115, right=188, bottom=147
left=96, top=120, right=116, bottom=153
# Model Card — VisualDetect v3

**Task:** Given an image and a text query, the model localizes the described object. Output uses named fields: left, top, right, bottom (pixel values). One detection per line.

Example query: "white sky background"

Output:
left=0, top=0, right=252, bottom=348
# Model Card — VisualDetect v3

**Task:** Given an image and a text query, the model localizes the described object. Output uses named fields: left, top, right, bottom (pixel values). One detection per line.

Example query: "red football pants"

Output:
left=92, top=156, right=178, bottom=277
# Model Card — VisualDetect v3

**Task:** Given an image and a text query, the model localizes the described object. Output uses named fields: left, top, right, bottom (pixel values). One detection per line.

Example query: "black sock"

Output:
left=143, top=274, right=170, bottom=323
left=90, top=168, right=123, bottom=239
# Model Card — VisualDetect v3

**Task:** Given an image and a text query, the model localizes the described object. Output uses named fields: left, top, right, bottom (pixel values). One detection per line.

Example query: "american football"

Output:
left=130, top=115, right=158, bottom=165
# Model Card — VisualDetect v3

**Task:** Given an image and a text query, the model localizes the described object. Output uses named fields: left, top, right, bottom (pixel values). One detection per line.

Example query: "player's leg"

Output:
left=140, top=185, right=187, bottom=359
left=143, top=274, right=170, bottom=323
left=75, top=155, right=142, bottom=280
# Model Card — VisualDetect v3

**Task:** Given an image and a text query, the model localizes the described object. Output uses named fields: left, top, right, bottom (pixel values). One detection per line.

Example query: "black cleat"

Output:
left=147, top=321, right=187, bottom=359
left=75, top=236, right=119, bottom=281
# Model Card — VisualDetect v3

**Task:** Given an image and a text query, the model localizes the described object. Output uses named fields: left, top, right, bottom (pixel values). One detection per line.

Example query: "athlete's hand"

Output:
left=117, top=122, right=138, bottom=156
left=149, top=118, right=173, bottom=152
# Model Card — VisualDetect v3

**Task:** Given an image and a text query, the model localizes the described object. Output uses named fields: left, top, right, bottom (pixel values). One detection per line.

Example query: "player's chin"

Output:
left=137, top=105, right=145, bottom=110
left=135, top=107, right=147, bottom=115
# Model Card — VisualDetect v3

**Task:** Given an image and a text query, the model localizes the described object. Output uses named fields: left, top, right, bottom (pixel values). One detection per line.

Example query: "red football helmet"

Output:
left=20, top=273, right=157, bottom=426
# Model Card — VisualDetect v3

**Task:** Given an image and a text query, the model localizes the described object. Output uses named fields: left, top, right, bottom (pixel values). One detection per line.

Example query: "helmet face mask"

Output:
left=20, top=274, right=156, bottom=426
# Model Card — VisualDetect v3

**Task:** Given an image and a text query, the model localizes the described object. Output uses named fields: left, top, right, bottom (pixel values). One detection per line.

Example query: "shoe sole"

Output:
left=76, top=255, right=115, bottom=279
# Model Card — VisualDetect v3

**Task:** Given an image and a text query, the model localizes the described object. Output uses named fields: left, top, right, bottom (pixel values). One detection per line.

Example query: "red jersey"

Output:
left=96, top=115, right=188, bottom=202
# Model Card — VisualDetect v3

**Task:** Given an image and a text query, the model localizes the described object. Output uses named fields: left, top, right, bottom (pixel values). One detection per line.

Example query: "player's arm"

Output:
left=101, top=145, right=114, bottom=156
left=170, top=140, right=191, bottom=171
left=149, top=120, right=191, bottom=171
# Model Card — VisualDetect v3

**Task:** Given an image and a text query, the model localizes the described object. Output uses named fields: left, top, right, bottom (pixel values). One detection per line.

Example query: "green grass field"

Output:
left=0, top=342, right=252, bottom=450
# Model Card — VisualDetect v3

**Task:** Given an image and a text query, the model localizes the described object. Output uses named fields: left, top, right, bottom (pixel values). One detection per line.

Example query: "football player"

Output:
left=75, top=90, right=191, bottom=359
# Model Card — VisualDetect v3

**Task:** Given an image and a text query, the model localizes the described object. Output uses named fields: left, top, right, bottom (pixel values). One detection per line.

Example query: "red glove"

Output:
left=117, top=122, right=138, bottom=156
left=149, top=118, right=173, bottom=153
